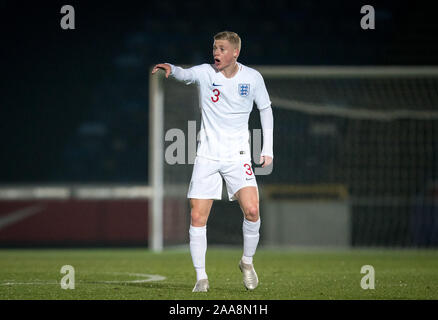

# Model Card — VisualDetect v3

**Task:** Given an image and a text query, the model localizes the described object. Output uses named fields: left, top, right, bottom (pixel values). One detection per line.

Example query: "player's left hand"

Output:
left=259, top=155, right=273, bottom=168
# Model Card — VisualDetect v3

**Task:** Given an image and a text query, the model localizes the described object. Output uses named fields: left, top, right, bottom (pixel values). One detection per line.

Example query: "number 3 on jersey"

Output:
left=211, top=89, right=220, bottom=102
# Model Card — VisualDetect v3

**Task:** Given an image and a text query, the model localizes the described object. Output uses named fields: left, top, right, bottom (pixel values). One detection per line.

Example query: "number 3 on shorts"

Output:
left=244, top=163, right=253, bottom=176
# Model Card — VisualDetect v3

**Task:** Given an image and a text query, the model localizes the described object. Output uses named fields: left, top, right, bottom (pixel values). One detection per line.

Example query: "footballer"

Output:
left=151, top=31, right=274, bottom=292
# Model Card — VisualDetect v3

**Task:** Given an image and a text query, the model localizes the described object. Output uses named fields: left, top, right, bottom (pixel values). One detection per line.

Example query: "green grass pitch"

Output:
left=0, top=248, right=437, bottom=300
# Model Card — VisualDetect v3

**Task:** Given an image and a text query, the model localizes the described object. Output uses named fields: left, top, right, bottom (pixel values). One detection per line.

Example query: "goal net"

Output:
left=149, top=66, right=438, bottom=250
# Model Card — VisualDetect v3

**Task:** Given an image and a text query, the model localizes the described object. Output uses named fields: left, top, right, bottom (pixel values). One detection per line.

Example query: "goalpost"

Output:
left=149, top=65, right=438, bottom=251
left=149, top=71, right=164, bottom=252
left=149, top=68, right=200, bottom=252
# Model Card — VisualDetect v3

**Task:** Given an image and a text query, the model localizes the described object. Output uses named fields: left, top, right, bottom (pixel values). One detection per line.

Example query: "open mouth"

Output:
left=214, top=58, right=220, bottom=64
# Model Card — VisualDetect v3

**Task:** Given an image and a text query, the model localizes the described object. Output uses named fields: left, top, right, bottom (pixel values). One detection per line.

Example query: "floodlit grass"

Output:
left=0, top=248, right=437, bottom=300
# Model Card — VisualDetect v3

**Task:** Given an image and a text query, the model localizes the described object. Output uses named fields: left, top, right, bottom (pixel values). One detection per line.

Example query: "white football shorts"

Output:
left=187, top=155, right=258, bottom=201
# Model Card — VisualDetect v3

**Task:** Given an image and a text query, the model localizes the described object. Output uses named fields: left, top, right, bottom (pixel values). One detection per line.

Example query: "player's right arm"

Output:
left=151, top=63, right=199, bottom=85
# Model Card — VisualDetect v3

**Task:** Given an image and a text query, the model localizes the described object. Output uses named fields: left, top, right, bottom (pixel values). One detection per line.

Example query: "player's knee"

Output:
left=191, top=210, right=208, bottom=226
left=243, top=204, right=259, bottom=222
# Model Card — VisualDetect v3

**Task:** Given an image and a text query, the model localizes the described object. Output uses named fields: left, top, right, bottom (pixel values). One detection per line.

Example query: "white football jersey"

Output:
left=170, top=62, right=271, bottom=161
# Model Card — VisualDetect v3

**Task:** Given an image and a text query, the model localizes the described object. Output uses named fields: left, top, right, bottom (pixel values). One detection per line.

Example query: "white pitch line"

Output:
left=99, top=272, right=166, bottom=284
left=0, top=281, right=58, bottom=286
left=0, top=272, right=166, bottom=286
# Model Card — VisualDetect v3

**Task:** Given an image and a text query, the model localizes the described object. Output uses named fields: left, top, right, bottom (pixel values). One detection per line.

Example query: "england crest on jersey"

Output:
left=238, top=83, right=250, bottom=97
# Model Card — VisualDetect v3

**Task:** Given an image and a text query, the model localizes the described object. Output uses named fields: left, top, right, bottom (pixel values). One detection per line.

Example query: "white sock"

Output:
left=242, top=218, right=260, bottom=265
left=189, top=225, right=208, bottom=281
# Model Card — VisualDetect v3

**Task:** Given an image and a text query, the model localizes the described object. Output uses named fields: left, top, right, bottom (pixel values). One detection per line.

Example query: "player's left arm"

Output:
left=259, top=107, right=273, bottom=168
left=254, top=71, right=274, bottom=168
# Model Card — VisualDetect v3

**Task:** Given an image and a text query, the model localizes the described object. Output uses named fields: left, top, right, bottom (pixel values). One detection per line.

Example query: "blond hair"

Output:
left=213, top=31, right=241, bottom=51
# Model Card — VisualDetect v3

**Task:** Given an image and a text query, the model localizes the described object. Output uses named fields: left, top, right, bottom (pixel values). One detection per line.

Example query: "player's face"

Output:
left=213, top=40, right=238, bottom=71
